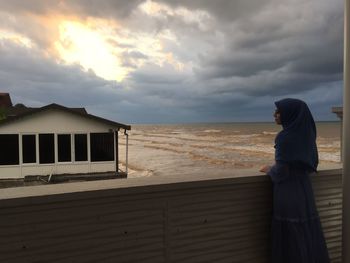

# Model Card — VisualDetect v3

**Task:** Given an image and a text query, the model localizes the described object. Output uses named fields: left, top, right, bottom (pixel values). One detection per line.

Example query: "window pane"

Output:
left=22, top=135, right=36, bottom=163
left=0, top=134, right=19, bottom=165
left=74, top=134, right=87, bottom=161
left=90, top=133, right=114, bottom=162
left=39, top=134, right=54, bottom=164
left=58, top=134, right=71, bottom=162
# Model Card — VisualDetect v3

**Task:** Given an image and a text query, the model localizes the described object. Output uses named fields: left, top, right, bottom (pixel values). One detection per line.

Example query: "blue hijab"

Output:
left=274, top=98, right=318, bottom=171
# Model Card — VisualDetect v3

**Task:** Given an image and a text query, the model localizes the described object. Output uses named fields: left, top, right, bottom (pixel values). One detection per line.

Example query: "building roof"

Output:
left=5, top=104, right=87, bottom=117
left=0, top=93, right=13, bottom=108
left=332, top=106, right=343, bottom=119
left=0, top=103, right=131, bottom=130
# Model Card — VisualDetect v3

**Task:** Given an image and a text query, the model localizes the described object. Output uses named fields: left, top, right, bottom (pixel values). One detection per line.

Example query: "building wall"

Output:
left=0, top=109, right=118, bottom=178
left=0, top=109, right=115, bottom=133
left=0, top=170, right=342, bottom=263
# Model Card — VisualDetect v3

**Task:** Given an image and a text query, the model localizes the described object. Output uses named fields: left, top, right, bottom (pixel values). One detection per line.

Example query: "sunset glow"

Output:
left=52, top=18, right=184, bottom=81
left=55, top=21, right=127, bottom=81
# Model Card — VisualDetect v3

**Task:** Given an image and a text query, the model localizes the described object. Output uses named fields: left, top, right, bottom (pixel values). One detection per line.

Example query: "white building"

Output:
left=0, top=103, right=130, bottom=179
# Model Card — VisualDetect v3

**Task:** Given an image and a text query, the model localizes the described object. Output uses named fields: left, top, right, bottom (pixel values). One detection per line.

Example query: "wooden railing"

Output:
left=0, top=169, right=342, bottom=263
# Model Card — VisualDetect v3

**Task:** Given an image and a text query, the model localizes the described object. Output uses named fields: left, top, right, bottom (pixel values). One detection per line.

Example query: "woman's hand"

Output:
left=259, top=165, right=271, bottom=174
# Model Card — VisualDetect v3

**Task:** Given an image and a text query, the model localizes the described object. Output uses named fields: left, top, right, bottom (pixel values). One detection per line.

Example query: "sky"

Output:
left=0, top=0, right=344, bottom=124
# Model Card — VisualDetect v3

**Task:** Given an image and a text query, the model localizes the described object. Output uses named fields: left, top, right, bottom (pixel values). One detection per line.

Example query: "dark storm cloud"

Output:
left=0, top=0, right=58, bottom=14
left=130, top=63, right=186, bottom=85
left=0, top=0, right=144, bottom=47
left=64, top=0, right=144, bottom=19
left=0, top=40, right=199, bottom=123
left=0, top=0, right=143, bottom=18
left=157, top=0, right=273, bottom=22
left=0, top=40, right=128, bottom=118
left=191, top=0, right=344, bottom=99
left=0, top=0, right=344, bottom=123
left=120, top=51, right=148, bottom=68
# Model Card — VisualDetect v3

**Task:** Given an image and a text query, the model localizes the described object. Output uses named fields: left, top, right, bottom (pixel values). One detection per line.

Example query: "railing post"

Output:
left=115, top=129, right=119, bottom=173
left=343, top=0, right=350, bottom=262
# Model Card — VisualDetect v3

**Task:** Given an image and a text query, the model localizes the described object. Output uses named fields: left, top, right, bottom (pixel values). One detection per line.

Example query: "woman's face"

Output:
left=274, top=109, right=282, bottom=125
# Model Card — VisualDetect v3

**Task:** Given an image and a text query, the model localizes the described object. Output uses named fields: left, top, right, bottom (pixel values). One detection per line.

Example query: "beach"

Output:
left=119, top=122, right=342, bottom=178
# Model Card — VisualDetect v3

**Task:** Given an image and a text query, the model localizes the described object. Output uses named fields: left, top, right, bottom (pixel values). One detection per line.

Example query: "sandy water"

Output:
left=119, top=122, right=341, bottom=178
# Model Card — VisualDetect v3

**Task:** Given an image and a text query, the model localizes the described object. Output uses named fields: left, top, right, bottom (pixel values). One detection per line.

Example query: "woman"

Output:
left=260, top=98, right=329, bottom=263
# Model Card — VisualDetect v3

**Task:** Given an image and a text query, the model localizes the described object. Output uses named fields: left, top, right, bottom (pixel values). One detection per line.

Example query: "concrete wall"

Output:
left=0, top=170, right=342, bottom=263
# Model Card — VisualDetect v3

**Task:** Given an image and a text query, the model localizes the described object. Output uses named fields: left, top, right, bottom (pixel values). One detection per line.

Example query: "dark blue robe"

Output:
left=268, top=98, right=329, bottom=263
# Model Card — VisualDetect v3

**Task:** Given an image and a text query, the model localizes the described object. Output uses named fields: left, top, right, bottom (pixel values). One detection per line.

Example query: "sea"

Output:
left=119, top=122, right=341, bottom=178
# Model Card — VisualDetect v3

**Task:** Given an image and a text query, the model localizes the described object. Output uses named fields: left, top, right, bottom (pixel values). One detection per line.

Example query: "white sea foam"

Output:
left=318, top=152, right=341, bottom=162
left=203, top=129, right=222, bottom=133
left=227, top=145, right=275, bottom=154
left=233, top=134, right=260, bottom=138
left=262, top=131, right=278, bottom=135
left=318, top=141, right=341, bottom=148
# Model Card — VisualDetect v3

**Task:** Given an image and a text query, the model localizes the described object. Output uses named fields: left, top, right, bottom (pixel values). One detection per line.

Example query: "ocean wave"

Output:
left=188, top=151, right=255, bottom=168
left=226, top=145, right=275, bottom=155
left=118, top=161, right=154, bottom=178
left=317, top=142, right=341, bottom=148
left=232, top=134, right=260, bottom=138
left=203, top=129, right=222, bottom=133
left=125, top=123, right=341, bottom=176
left=262, top=131, right=278, bottom=135
left=318, top=152, right=341, bottom=162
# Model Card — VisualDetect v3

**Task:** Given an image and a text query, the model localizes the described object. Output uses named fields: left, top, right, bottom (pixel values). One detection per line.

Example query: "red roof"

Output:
left=0, top=93, right=13, bottom=108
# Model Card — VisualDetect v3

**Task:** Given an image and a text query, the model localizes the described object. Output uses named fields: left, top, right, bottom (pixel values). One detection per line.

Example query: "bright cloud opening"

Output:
left=55, top=20, right=127, bottom=82
left=0, top=30, right=33, bottom=48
